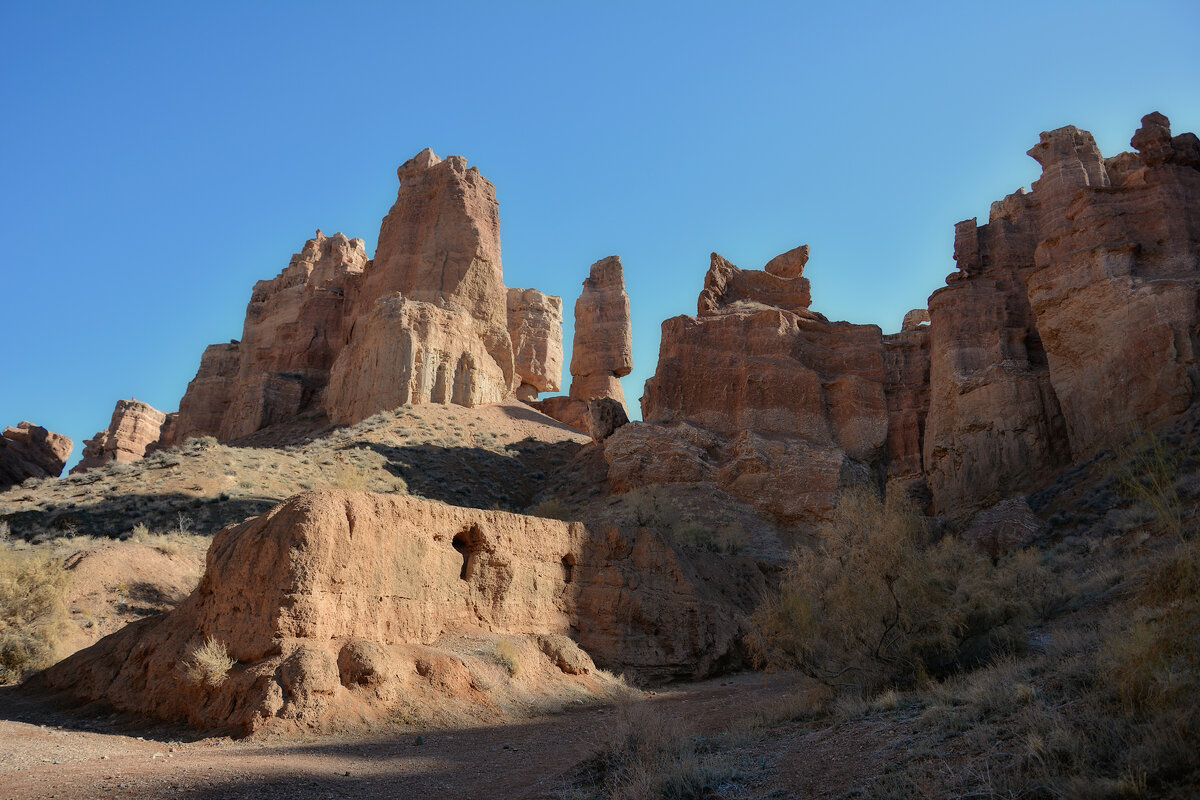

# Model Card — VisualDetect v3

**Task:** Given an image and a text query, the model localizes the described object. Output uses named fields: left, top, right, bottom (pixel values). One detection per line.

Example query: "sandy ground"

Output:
left=0, top=672, right=810, bottom=800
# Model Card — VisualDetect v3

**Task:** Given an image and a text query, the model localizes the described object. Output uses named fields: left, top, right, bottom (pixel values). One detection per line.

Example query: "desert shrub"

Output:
left=1113, top=431, right=1184, bottom=537
left=495, top=638, right=521, bottom=677
left=528, top=498, right=573, bottom=521
left=1104, top=537, right=1200, bottom=715
left=0, top=550, right=69, bottom=683
left=576, top=702, right=735, bottom=799
left=181, top=637, right=235, bottom=687
left=748, top=488, right=1040, bottom=693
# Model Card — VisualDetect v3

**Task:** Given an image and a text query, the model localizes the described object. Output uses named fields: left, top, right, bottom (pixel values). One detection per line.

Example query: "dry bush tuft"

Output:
left=182, top=637, right=235, bottom=687
left=578, top=702, right=735, bottom=799
left=0, top=549, right=69, bottom=683
left=748, top=487, right=1043, bottom=694
left=495, top=637, right=521, bottom=677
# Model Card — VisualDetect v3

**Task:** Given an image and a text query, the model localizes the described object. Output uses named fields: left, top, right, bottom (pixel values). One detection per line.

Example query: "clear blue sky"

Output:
left=3, top=1, right=1197, bottom=469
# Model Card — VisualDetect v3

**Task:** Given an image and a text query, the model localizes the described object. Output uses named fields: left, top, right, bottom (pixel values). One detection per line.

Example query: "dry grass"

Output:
left=495, top=637, right=521, bottom=677
left=0, top=548, right=69, bottom=684
left=182, top=637, right=235, bottom=687
left=567, top=701, right=738, bottom=799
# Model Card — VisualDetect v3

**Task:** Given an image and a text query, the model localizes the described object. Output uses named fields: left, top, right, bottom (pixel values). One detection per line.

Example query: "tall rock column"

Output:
left=569, top=256, right=633, bottom=409
left=506, top=288, right=564, bottom=402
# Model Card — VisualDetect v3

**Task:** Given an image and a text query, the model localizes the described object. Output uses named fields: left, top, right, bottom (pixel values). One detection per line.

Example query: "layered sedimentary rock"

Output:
left=73, top=400, right=167, bottom=473
left=39, top=491, right=745, bottom=733
left=506, top=287, right=563, bottom=402
left=326, top=295, right=509, bottom=423
left=608, top=249, right=926, bottom=526
left=348, top=149, right=515, bottom=391
left=0, top=422, right=71, bottom=490
left=166, top=232, right=368, bottom=445
left=156, top=150, right=562, bottom=449
left=926, top=112, right=1200, bottom=514
left=538, top=256, right=633, bottom=428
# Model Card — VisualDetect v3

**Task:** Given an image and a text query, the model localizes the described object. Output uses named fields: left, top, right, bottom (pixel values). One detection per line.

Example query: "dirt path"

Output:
left=0, top=672, right=804, bottom=800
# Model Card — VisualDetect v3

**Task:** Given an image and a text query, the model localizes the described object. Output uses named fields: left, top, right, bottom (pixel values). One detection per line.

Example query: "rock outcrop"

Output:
left=38, top=491, right=747, bottom=734
left=613, top=113, right=1200, bottom=525
left=506, top=288, right=564, bottom=402
left=0, top=422, right=71, bottom=490
left=152, top=150, right=565, bottom=449
left=72, top=400, right=167, bottom=473
left=608, top=248, right=923, bottom=527
left=926, top=112, right=1200, bottom=515
left=538, top=256, right=633, bottom=429
left=165, top=231, right=368, bottom=445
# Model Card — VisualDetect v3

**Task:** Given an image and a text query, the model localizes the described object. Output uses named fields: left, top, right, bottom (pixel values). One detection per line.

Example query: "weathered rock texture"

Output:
left=72, top=400, right=167, bottom=473
left=166, top=231, right=368, bottom=445
left=614, top=113, right=1200, bottom=524
left=608, top=248, right=929, bottom=527
left=0, top=422, right=71, bottom=490
left=506, top=287, right=564, bottom=401
left=926, top=112, right=1200, bottom=514
left=537, top=256, right=633, bottom=429
left=158, top=150, right=563, bottom=448
left=38, top=491, right=746, bottom=734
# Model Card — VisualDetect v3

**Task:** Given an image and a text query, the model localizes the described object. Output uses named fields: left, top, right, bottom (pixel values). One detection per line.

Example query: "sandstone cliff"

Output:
left=607, top=248, right=928, bottom=527
left=38, top=491, right=747, bottom=733
left=613, top=112, right=1200, bottom=526
left=926, top=112, right=1200, bottom=514
left=0, top=422, right=71, bottom=490
left=72, top=399, right=167, bottom=473
left=157, top=151, right=564, bottom=447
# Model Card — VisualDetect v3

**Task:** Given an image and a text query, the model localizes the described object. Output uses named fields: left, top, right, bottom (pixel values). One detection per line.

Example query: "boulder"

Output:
left=0, top=422, right=71, bottom=490
left=585, top=397, right=629, bottom=443
left=72, top=400, right=167, bottom=473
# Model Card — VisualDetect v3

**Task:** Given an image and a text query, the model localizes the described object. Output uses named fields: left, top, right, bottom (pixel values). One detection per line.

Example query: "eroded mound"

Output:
left=35, top=491, right=755, bottom=735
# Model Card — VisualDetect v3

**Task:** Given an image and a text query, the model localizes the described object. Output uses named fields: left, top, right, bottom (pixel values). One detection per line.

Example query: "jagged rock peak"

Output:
left=0, top=422, right=72, bottom=489
left=1131, top=111, right=1200, bottom=169
left=697, top=247, right=813, bottom=316
left=397, top=147, right=442, bottom=179
left=73, top=400, right=166, bottom=474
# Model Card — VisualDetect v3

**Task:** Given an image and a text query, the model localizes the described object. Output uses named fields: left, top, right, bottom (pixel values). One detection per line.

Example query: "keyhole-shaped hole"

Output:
left=452, top=526, right=483, bottom=581
left=561, top=553, right=576, bottom=584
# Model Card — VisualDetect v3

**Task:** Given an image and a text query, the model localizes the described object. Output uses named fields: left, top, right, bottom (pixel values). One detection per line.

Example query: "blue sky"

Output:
left=3, top=1, right=1198, bottom=469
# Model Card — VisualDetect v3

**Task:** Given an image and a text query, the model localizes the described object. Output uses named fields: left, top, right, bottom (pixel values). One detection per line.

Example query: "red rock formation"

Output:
left=506, top=287, right=563, bottom=402
left=166, top=231, right=367, bottom=444
left=159, top=150, right=564, bottom=448
left=348, top=149, right=515, bottom=392
left=326, top=295, right=509, bottom=423
left=72, top=400, right=167, bottom=473
left=537, top=256, right=633, bottom=429
left=38, top=491, right=746, bottom=733
left=0, top=422, right=71, bottom=490
left=927, top=112, right=1200, bottom=515
left=610, top=247, right=920, bottom=527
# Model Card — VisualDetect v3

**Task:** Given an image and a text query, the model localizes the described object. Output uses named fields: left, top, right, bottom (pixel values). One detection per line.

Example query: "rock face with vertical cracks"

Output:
left=326, top=295, right=509, bottom=423
left=160, top=150, right=560, bottom=449
left=36, top=491, right=751, bottom=734
left=926, top=112, right=1200, bottom=515
left=0, top=422, right=71, bottom=490
left=165, top=231, right=368, bottom=445
left=73, top=400, right=167, bottom=473
left=608, top=248, right=929, bottom=528
left=506, top=287, right=564, bottom=401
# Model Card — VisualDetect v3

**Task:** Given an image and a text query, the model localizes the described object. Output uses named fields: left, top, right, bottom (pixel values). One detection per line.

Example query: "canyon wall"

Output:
left=613, top=113, right=1200, bottom=524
